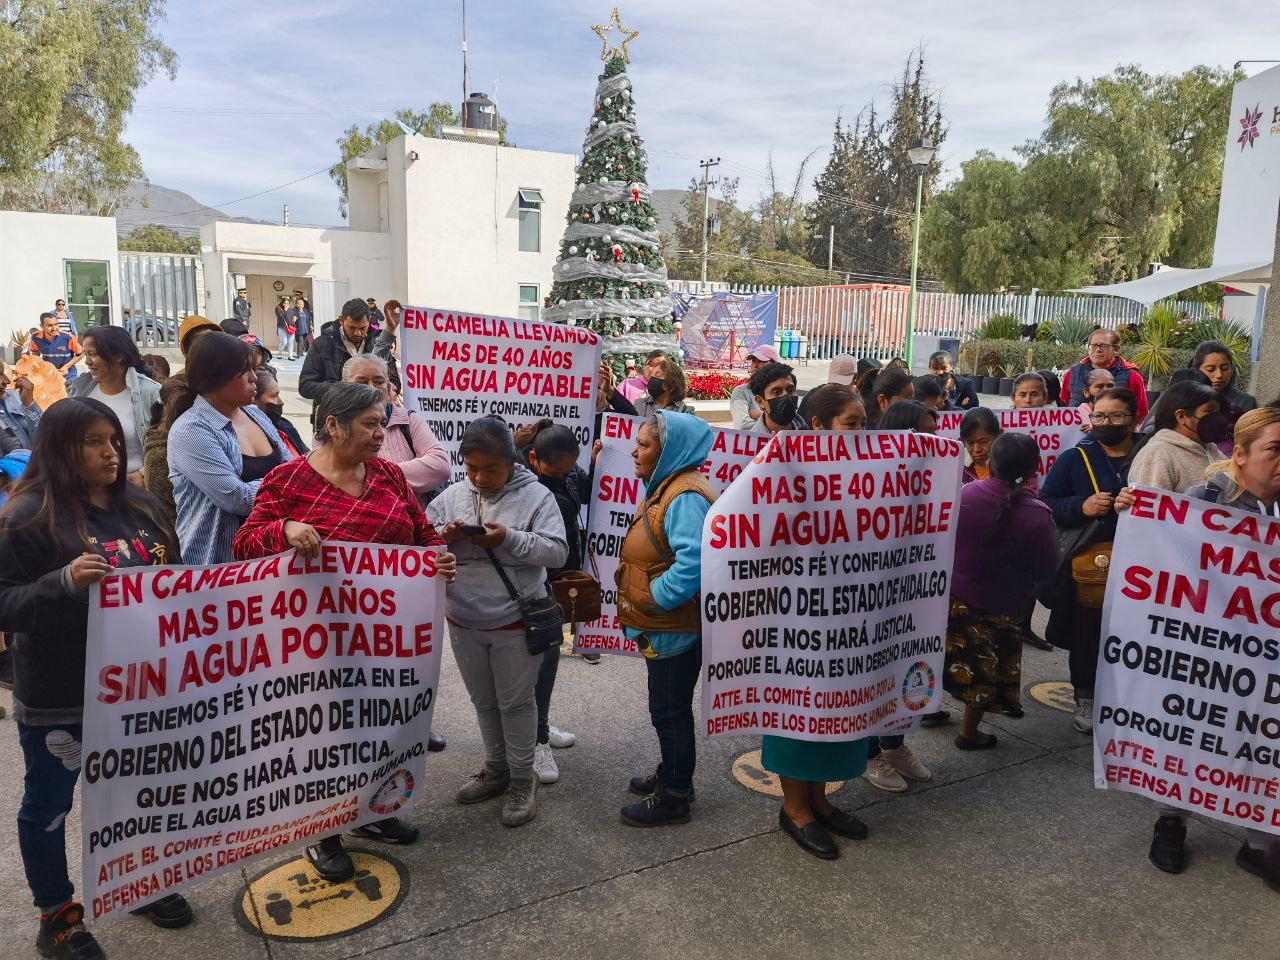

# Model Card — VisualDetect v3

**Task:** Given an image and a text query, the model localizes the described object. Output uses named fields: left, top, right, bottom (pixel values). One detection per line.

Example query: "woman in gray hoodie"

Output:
left=427, top=416, right=568, bottom=828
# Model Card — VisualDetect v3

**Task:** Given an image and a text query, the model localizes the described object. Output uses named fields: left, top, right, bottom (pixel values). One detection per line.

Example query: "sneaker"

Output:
left=129, top=892, right=193, bottom=928
left=349, top=816, right=419, bottom=844
left=547, top=725, right=576, bottom=749
left=456, top=769, right=511, bottom=805
left=862, top=756, right=909, bottom=793
left=621, top=787, right=691, bottom=827
left=36, top=903, right=104, bottom=959
left=1073, top=698, right=1094, bottom=734
left=306, top=835, right=355, bottom=882
left=533, top=743, right=560, bottom=784
left=1149, top=815, right=1186, bottom=874
left=882, top=743, right=932, bottom=782
left=501, top=777, right=538, bottom=827
left=582, top=652, right=601, bottom=664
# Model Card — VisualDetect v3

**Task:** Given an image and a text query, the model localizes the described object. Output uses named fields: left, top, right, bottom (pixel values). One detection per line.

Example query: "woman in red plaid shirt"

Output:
left=234, top=381, right=456, bottom=883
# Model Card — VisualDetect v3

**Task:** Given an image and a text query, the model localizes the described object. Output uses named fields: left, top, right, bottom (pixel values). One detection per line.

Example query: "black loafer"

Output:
left=919, top=710, right=951, bottom=728
left=306, top=836, right=355, bottom=882
left=349, top=816, right=419, bottom=845
left=130, top=893, right=193, bottom=929
left=779, top=809, right=838, bottom=860
left=815, top=806, right=869, bottom=840
left=427, top=731, right=446, bottom=752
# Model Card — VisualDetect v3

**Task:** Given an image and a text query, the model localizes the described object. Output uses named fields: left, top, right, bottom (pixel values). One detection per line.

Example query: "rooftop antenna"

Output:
left=461, top=0, right=469, bottom=108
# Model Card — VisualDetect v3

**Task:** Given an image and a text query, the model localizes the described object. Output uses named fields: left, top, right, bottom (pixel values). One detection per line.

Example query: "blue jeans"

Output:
left=645, top=643, right=701, bottom=793
left=17, top=723, right=82, bottom=910
left=867, top=735, right=904, bottom=759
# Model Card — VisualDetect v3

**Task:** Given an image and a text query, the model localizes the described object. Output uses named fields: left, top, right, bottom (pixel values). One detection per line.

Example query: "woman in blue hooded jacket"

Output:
left=616, top=411, right=714, bottom=827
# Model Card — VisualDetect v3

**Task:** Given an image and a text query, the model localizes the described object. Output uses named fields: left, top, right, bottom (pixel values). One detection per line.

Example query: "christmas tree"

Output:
left=544, top=9, right=676, bottom=368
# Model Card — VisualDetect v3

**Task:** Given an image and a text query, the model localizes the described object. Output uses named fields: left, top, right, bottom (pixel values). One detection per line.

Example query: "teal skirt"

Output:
left=760, top=735, right=868, bottom=783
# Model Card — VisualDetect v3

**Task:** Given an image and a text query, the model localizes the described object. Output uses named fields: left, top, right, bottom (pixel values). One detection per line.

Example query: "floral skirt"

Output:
left=943, top=598, right=1023, bottom=713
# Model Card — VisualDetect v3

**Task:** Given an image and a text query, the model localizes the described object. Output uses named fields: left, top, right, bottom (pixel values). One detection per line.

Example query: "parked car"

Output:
left=123, top=312, right=178, bottom=347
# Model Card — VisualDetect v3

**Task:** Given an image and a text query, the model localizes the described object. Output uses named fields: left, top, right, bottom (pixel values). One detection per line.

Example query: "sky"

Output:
left=124, top=0, right=1280, bottom=228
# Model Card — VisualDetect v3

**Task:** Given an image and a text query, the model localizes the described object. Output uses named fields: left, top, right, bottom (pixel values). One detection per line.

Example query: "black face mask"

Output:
left=647, top=376, right=666, bottom=400
left=1193, top=411, right=1230, bottom=445
left=261, top=401, right=285, bottom=421
left=768, top=394, right=798, bottom=426
left=1092, top=424, right=1131, bottom=447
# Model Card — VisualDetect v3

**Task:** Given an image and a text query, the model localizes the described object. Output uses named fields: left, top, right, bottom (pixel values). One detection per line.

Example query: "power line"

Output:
left=139, top=165, right=336, bottom=224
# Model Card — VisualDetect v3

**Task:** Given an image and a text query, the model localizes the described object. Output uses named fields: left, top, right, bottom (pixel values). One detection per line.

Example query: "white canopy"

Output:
left=1069, top=260, right=1271, bottom=306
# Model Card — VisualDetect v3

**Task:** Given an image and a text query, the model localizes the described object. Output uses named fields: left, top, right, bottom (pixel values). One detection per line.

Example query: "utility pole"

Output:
left=699, top=157, right=720, bottom=285
left=461, top=0, right=469, bottom=108
left=282, top=204, right=289, bottom=227
left=827, top=224, right=835, bottom=274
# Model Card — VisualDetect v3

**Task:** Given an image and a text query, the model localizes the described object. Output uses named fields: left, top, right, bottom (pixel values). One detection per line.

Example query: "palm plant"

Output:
left=1129, top=305, right=1179, bottom=384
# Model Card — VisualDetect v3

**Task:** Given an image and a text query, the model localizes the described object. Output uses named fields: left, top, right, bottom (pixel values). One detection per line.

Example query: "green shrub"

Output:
left=1034, top=321, right=1055, bottom=342
left=956, top=339, right=1249, bottom=389
left=973, top=312, right=1022, bottom=340
left=1050, top=314, right=1098, bottom=349
left=1185, top=314, right=1251, bottom=375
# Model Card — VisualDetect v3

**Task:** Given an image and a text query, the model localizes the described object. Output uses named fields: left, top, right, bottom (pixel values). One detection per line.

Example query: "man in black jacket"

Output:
left=299, top=298, right=400, bottom=419
left=929, top=350, right=979, bottom=410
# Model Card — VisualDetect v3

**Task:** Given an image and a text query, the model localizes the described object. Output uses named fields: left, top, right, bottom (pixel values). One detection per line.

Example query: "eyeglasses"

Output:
left=1089, top=412, right=1133, bottom=425
left=56, top=301, right=65, bottom=306
left=1087, top=341, right=1117, bottom=351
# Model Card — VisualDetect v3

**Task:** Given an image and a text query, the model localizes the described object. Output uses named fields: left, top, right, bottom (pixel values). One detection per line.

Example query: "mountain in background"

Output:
left=114, top=182, right=273, bottom=237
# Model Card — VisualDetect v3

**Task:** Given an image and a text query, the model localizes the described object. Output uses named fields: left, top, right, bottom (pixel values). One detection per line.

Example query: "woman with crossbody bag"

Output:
left=1040, top=387, right=1145, bottom=735
left=428, top=416, right=568, bottom=828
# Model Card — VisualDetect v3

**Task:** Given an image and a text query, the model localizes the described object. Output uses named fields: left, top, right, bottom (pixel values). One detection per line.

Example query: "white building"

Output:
left=0, top=211, right=122, bottom=346
left=202, top=134, right=576, bottom=342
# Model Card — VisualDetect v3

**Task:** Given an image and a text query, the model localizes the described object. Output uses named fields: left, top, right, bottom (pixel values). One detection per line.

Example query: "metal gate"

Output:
left=118, top=253, right=203, bottom=347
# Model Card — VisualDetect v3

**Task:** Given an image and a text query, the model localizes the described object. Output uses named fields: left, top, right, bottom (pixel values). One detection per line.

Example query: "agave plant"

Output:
left=1050, top=313, right=1098, bottom=349
left=1186, top=314, right=1251, bottom=375
left=975, top=312, right=1022, bottom=341
left=1129, top=305, right=1179, bottom=383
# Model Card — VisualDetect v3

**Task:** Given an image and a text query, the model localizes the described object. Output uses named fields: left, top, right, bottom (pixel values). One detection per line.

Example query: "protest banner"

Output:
left=400, top=306, right=603, bottom=483
left=701, top=430, right=964, bottom=740
left=574, top=413, right=770, bottom=656
left=935, top=406, right=1084, bottom=481
left=81, top=543, right=446, bottom=922
left=1094, top=489, right=1280, bottom=836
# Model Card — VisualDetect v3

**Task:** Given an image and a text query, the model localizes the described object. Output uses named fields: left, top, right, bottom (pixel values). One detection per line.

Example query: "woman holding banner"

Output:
left=634, top=356, right=695, bottom=417
left=946, top=434, right=1057, bottom=749
left=1116, top=406, right=1280, bottom=884
left=0, top=397, right=194, bottom=958
left=427, top=416, right=567, bottom=829
left=616, top=411, right=714, bottom=827
left=1039, top=387, right=1145, bottom=735
left=233, top=382, right=457, bottom=882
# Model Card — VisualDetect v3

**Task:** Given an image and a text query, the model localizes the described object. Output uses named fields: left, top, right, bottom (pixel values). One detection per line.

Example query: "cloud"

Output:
left=125, top=0, right=1278, bottom=226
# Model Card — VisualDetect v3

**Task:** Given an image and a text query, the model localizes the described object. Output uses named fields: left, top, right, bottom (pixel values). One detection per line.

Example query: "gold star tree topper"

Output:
left=592, top=7, right=639, bottom=63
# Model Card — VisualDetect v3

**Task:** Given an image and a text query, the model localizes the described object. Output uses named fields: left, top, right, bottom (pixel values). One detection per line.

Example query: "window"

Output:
left=64, top=260, right=111, bottom=330
left=518, top=188, right=543, bottom=252
left=518, top=285, right=540, bottom=322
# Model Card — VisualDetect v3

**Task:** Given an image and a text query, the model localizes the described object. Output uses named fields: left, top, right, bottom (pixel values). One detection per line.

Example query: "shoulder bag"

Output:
left=1067, top=448, right=1113, bottom=609
left=550, top=528, right=602, bottom=626
left=485, top=549, right=565, bottom=656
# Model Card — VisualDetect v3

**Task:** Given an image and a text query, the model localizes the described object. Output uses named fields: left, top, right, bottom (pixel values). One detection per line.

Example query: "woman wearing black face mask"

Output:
left=1127, top=381, right=1225, bottom=494
left=254, top=369, right=309, bottom=456
left=634, top=357, right=694, bottom=417
left=1039, top=387, right=1147, bottom=735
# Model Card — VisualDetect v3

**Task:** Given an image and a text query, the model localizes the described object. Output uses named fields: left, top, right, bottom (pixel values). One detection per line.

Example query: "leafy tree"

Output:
left=329, top=104, right=509, bottom=218
left=723, top=249, right=836, bottom=287
left=668, top=174, right=752, bottom=281
left=119, top=224, right=200, bottom=255
left=0, top=0, right=177, bottom=215
left=921, top=150, right=1101, bottom=292
left=1034, top=64, right=1239, bottom=280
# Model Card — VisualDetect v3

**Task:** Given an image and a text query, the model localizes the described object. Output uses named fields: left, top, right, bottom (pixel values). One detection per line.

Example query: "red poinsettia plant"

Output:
left=686, top=370, right=747, bottom=400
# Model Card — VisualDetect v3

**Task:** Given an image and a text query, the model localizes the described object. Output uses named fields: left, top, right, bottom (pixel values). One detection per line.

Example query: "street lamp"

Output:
left=905, top=137, right=936, bottom=369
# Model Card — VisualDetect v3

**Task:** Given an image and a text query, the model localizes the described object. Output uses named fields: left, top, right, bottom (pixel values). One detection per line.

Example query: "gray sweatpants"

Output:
left=450, top=625, right=540, bottom=782
left=1155, top=801, right=1274, bottom=851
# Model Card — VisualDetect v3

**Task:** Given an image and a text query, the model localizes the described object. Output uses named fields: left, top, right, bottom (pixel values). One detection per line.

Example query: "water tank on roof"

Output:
left=462, top=93, right=499, bottom=131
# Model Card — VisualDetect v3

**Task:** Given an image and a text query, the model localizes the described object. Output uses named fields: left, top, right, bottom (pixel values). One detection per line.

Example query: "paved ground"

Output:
left=2, top=361, right=1273, bottom=959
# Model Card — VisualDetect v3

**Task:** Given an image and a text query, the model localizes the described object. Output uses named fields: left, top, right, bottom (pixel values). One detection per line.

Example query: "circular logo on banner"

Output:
left=1030, top=681, right=1076, bottom=714
left=901, top=661, right=936, bottom=712
left=731, top=750, right=845, bottom=798
left=368, top=769, right=415, bottom=816
left=236, top=851, right=408, bottom=942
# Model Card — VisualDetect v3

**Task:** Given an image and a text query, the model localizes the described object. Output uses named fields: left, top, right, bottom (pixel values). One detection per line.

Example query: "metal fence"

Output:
left=772, top=287, right=1212, bottom=361
left=118, top=253, right=204, bottom=348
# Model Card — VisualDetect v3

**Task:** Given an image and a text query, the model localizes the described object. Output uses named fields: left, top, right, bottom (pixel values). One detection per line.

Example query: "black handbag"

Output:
left=485, top=549, right=564, bottom=656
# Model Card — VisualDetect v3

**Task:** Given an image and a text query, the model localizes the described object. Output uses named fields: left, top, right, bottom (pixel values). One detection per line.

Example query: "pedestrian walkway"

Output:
left=0, top=610, right=1273, bottom=960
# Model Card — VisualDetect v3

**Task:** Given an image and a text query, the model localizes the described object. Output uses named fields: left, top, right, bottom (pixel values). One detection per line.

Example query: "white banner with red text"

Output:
left=574, top=413, right=770, bottom=656
left=935, top=406, right=1084, bottom=481
left=81, top=543, right=445, bottom=922
left=1094, top=489, right=1280, bottom=836
left=701, top=430, right=964, bottom=740
left=400, top=306, right=603, bottom=483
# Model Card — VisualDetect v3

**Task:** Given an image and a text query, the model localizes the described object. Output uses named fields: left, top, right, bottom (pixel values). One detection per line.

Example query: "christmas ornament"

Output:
left=612, top=243, right=623, bottom=263
left=616, top=163, right=625, bottom=172
left=557, top=299, right=566, bottom=307
left=604, top=96, right=612, bottom=106
left=569, top=245, right=578, bottom=255
left=627, top=149, right=636, bottom=159
left=602, top=233, right=612, bottom=242
left=643, top=318, right=653, bottom=328
left=582, top=211, right=591, bottom=220
left=607, top=205, right=617, bottom=215
left=646, top=216, right=656, bottom=225
left=622, top=90, right=631, bottom=100
left=598, top=176, right=608, bottom=185
left=620, top=211, right=629, bottom=221
left=629, top=181, right=641, bottom=203
left=591, top=7, right=640, bottom=63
